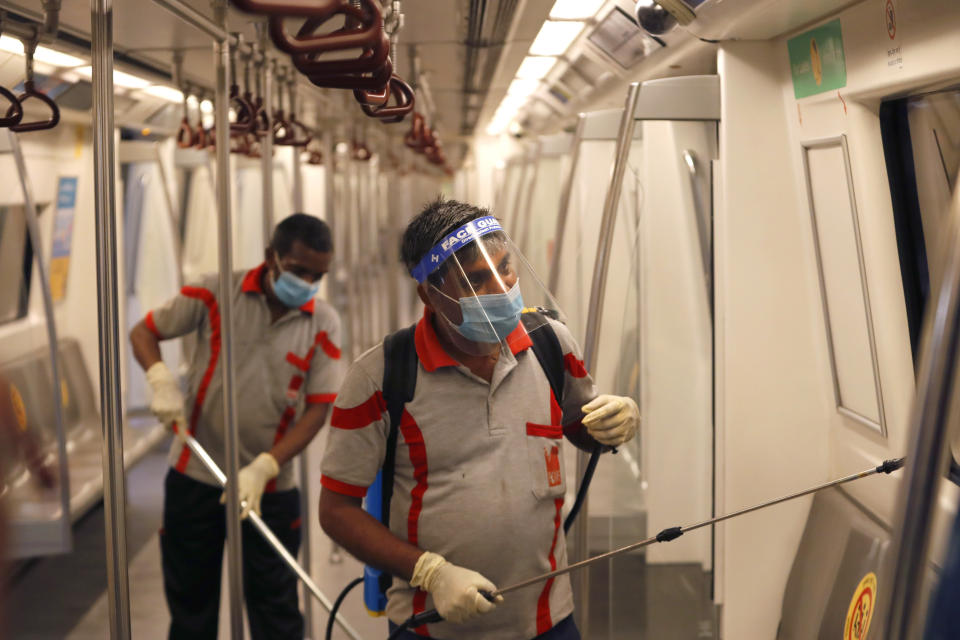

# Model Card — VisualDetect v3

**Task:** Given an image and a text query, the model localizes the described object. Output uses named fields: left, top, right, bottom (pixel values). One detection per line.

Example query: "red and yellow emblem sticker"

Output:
left=10, top=384, right=27, bottom=432
left=844, top=572, right=877, bottom=640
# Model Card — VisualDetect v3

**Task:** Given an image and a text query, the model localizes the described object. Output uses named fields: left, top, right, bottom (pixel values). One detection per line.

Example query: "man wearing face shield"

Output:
left=130, top=213, right=342, bottom=639
left=319, top=199, right=640, bottom=640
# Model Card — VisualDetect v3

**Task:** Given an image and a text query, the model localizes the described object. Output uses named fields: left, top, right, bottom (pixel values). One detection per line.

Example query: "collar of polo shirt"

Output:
left=415, top=307, right=533, bottom=372
left=242, top=263, right=316, bottom=315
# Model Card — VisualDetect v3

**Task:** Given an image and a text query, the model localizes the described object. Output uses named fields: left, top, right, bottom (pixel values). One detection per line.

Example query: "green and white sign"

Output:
left=787, top=19, right=847, bottom=99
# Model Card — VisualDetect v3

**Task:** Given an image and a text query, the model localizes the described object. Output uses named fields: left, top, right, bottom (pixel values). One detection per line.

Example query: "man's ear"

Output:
left=416, top=283, right=433, bottom=309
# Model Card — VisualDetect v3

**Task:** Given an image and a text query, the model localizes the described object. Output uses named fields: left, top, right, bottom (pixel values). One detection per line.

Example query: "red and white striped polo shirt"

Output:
left=321, top=308, right=598, bottom=639
left=145, top=263, right=342, bottom=491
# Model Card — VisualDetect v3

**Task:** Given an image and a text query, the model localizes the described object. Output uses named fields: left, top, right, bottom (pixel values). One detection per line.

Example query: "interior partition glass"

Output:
left=583, top=119, right=718, bottom=639
left=523, top=154, right=569, bottom=279
left=122, top=161, right=182, bottom=412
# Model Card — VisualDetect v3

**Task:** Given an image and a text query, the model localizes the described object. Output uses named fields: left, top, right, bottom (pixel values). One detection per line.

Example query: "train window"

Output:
left=880, top=86, right=960, bottom=477
left=0, top=205, right=33, bottom=326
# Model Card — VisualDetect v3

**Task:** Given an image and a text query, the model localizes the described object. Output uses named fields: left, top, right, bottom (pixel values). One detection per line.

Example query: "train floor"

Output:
left=4, top=431, right=717, bottom=640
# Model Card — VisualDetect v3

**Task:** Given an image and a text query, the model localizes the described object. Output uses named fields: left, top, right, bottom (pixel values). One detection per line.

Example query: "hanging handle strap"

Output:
left=176, top=117, right=196, bottom=148
left=0, top=85, right=23, bottom=128
left=403, top=112, right=425, bottom=149
left=10, top=81, right=60, bottom=132
left=291, top=29, right=389, bottom=76
left=360, top=75, right=414, bottom=122
left=9, top=33, right=59, bottom=133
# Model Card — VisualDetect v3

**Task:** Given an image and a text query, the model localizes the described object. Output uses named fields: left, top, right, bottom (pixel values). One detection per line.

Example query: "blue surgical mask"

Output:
left=272, top=267, right=319, bottom=308
left=450, top=281, right=524, bottom=343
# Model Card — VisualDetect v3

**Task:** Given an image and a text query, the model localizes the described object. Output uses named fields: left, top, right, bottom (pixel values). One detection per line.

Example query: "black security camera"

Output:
left=635, top=1, right=677, bottom=35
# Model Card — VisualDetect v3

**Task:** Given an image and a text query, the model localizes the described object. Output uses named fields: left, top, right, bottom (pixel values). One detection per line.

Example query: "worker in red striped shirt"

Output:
left=130, top=213, right=341, bottom=640
left=319, top=199, right=639, bottom=640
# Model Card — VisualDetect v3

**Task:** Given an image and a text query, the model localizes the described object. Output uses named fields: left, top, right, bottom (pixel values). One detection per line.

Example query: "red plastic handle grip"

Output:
left=292, top=31, right=389, bottom=76
left=269, top=0, right=381, bottom=55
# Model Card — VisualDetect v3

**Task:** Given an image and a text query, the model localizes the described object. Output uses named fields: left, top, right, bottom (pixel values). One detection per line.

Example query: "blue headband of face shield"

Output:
left=410, top=216, right=503, bottom=283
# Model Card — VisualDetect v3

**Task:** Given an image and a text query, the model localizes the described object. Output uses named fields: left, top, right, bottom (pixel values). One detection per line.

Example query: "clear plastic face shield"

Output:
left=411, top=215, right=566, bottom=357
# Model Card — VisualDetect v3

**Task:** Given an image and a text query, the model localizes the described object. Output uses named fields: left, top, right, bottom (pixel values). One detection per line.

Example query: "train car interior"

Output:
left=0, top=0, right=959, bottom=639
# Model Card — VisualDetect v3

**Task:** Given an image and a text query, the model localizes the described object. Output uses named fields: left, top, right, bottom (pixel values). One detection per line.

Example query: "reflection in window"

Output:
left=0, top=206, right=33, bottom=325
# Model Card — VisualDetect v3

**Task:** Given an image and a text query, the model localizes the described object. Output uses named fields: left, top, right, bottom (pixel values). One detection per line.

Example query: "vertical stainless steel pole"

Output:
left=573, top=82, right=641, bottom=635
left=213, top=5, right=245, bottom=637
left=322, top=129, right=335, bottom=230
left=883, top=180, right=960, bottom=639
left=90, top=1, right=132, bottom=637
left=285, top=77, right=315, bottom=639
left=260, top=52, right=274, bottom=245
left=291, top=114, right=304, bottom=212
left=547, top=114, right=586, bottom=295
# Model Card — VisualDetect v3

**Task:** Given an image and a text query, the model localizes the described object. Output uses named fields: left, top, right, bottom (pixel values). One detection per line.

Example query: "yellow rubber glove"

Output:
left=581, top=394, right=640, bottom=447
left=221, top=452, right=279, bottom=519
left=145, top=361, right=186, bottom=431
left=411, top=551, right=503, bottom=624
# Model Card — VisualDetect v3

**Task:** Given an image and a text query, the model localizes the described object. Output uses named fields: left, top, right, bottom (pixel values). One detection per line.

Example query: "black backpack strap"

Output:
left=522, top=312, right=565, bottom=407
left=380, top=323, right=419, bottom=529
left=378, top=323, right=418, bottom=595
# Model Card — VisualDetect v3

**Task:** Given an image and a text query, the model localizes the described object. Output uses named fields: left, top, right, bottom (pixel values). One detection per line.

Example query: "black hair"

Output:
left=400, top=197, right=503, bottom=284
left=272, top=213, right=332, bottom=256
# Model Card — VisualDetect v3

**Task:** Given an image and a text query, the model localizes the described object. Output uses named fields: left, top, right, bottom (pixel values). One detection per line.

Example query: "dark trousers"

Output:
left=387, top=615, right=580, bottom=640
left=160, top=468, right=304, bottom=640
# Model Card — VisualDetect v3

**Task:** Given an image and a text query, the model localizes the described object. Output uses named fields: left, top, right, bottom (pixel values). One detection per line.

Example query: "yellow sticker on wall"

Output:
left=844, top=572, right=877, bottom=640
left=10, top=384, right=27, bottom=432
left=61, top=379, right=70, bottom=410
